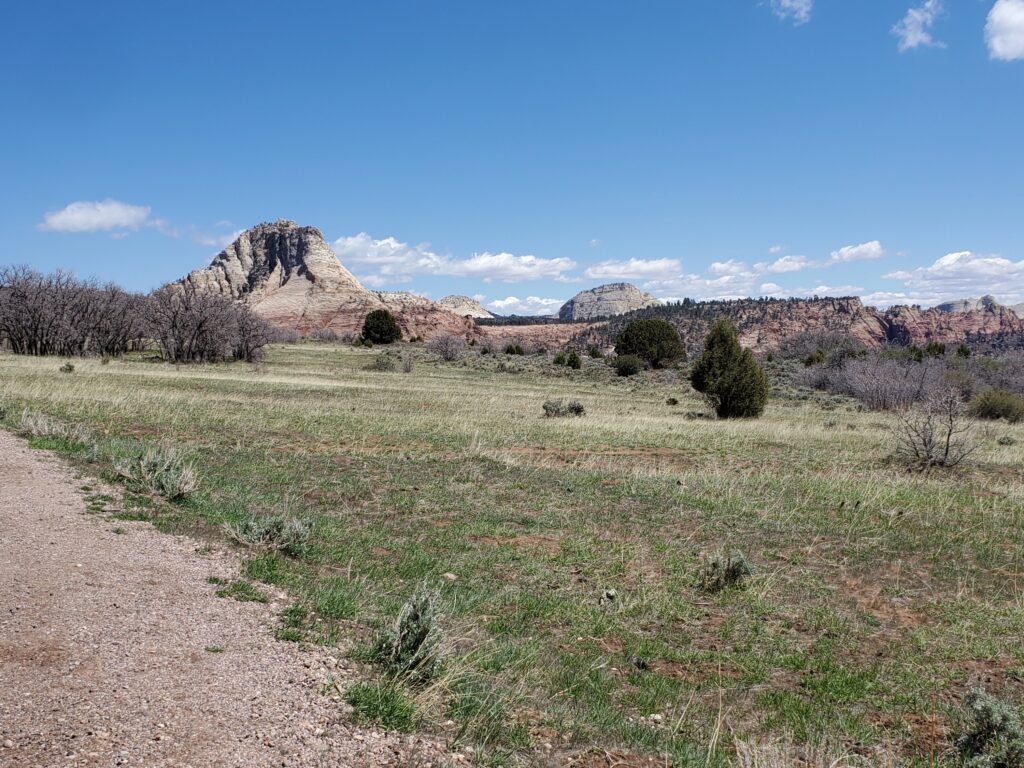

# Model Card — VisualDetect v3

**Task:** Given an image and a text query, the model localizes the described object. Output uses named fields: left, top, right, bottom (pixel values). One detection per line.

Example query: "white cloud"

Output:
left=770, top=0, right=813, bottom=25
left=582, top=257, right=681, bottom=281
left=487, top=296, right=564, bottom=316
left=828, top=240, right=885, bottom=263
left=644, top=273, right=760, bottom=302
left=882, top=250, right=1024, bottom=305
left=755, top=255, right=811, bottom=273
left=39, top=199, right=153, bottom=233
left=708, top=260, right=755, bottom=277
left=986, top=0, right=1024, bottom=61
left=768, top=244, right=785, bottom=254
left=333, top=232, right=575, bottom=284
left=892, top=0, right=946, bottom=52
left=589, top=239, right=601, bottom=248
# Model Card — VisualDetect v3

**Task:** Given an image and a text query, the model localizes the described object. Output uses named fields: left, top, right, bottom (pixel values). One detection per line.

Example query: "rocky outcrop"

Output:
left=573, top=296, right=1024, bottom=353
left=181, top=221, right=475, bottom=340
left=935, top=295, right=1002, bottom=314
left=936, top=295, right=1024, bottom=319
left=438, top=295, right=494, bottom=319
left=558, top=283, right=661, bottom=321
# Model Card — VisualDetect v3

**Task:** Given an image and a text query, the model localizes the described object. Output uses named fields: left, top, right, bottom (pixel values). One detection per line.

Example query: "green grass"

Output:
left=345, top=680, right=419, bottom=732
left=215, top=580, right=268, bottom=603
left=2, top=343, right=1023, bottom=765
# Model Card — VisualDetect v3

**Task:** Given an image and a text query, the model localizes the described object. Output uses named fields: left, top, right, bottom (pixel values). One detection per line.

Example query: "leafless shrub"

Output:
left=0, top=266, right=146, bottom=357
left=146, top=284, right=269, bottom=363
left=801, top=353, right=946, bottom=411
left=427, top=334, right=465, bottom=362
left=267, top=325, right=300, bottom=343
left=310, top=327, right=339, bottom=342
left=892, top=389, right=976, bottom=470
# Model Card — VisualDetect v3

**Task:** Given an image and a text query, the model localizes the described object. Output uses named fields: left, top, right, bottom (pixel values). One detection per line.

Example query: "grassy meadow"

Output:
left=2, top=343, right=1023, bottom=766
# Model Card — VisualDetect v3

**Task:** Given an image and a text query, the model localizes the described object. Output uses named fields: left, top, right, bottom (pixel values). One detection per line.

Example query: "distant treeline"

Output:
left=0, top=266, right=270, bottom=362
left=476, top=315, right=572, bottom=326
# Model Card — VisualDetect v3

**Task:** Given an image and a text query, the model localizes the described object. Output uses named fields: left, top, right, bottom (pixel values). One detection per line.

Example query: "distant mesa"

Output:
left=558, top=282, right=661, bottom=321
left=438, top=295, right=495, bottom=319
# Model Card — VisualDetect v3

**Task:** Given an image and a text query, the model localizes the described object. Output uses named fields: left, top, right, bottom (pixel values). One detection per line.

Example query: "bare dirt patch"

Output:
left=0, top=430, right=450, bottom=767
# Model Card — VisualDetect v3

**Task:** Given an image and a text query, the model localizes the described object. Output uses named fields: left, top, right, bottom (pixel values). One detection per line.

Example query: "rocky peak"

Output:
left=182, top=220, right=367, bottom=300
left=559, top=283, right=661, bottom=322
left=438, top=295, right=495, bottom=318
left=178, top=220, right=479, bottom=341
left=935, top=295, right=1001, bottom=313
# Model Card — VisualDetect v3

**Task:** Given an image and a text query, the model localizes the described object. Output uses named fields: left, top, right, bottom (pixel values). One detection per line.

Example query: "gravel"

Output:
left=0, top=429, right=453, bottom=768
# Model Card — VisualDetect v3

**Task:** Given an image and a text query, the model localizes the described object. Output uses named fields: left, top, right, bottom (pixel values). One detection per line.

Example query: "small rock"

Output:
left=442, top=572, right=458, bottom=582
left=3, top=739, right=13, bottom=749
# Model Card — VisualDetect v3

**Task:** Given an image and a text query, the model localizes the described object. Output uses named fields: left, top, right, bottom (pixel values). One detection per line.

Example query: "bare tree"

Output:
left=0, top=266, right=145, bottom=356
left=146, top=284, right=268, bottom=363
left=892, top=389, right=976, bottom=469
left=426, top=334, right=465, bottom=361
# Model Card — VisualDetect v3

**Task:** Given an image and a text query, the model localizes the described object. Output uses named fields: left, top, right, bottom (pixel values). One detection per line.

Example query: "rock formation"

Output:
left=573, top=296, right=1024, bottom=353
left=935, top=295, right=1002, bottom=313
left=558, top=283, right=661, bottom=321
left=936, top=295, right=1024, bottom=318
left=438, top=295, right=495, bottom=319
left=181, top=221, right=475, bottom=340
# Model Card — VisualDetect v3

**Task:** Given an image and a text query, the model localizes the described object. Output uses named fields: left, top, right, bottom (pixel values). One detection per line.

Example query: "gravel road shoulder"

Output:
left=0, top=429, right=451, bottom=768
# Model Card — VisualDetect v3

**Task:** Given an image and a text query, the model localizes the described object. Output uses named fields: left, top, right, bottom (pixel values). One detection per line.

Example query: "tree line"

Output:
left=0, top=266, right=271, bottom=363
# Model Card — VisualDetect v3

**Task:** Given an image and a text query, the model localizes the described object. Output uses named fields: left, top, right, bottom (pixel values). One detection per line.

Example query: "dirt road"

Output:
left=0, top=430, right=447, bottom=767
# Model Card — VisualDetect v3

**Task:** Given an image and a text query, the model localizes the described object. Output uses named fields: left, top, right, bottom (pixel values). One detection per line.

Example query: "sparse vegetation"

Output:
left=892, top=389, right=976, bottom=470
left=969, top=388, right=1024, bottom=424
left=346, top=680, right=418, bottom=731
left=114, top=443, right=198, bottom=501
left=215, top=580, right=269, bottom=603
left=427, top=334, right=465, bottom=361
left=225, top=513, right=311, bottom=557
left=699, top=548, right=754, bottom=592
left=3, top=340, right=1023, bottom=764
left=957, top=689, right=1024, bottom=768
left=541, top=398, right=585, bottom=417
left=370, top=582, right=441, bottom=683
left=371, top=354, right=397, bottom=372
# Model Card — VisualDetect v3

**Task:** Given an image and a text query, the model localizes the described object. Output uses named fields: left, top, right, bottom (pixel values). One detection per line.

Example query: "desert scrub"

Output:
left=699, top=549, right=754, bottom=592
left=957, top=689, right=1024, bottom=767
left=892, top=389, right=976, bottom=470
left=370, top=354, right=398, bottom=372
left=346, top=680, right=418, bottom=731
left=612, top=354, right=643, bottom=377
left=542, top=399, right=585, bottom=418
left=370, top=582, right=441, bottom=683
left=969, top=388, right=1024, bottom=424
left=17, top=408, right=91, bottom=445
left=114, top=443, right=198, bottom=501
left=225, top=513, right=311, bottom=557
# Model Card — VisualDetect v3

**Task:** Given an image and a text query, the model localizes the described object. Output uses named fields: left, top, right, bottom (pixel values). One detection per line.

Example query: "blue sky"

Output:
left=2, top=0, right=1022, bottom=314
